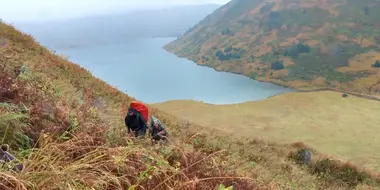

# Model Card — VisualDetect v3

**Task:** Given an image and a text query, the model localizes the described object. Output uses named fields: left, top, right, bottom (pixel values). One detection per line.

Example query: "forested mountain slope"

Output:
left=165, top=0, right=380, bottom=95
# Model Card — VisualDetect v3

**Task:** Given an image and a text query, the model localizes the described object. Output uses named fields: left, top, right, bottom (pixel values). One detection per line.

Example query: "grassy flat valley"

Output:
left=155, top=91, right=380, bottom=171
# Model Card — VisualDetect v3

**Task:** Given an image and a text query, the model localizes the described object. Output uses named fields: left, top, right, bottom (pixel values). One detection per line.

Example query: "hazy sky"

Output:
left=0, top=0, right=229, bottom=22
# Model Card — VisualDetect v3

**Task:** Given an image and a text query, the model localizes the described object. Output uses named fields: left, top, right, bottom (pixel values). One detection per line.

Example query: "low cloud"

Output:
left=0, top=0, right=229, bottom=22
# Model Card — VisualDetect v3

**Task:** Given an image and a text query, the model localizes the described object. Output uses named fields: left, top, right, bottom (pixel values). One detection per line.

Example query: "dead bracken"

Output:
left=1, top=15, right=380, bottom=190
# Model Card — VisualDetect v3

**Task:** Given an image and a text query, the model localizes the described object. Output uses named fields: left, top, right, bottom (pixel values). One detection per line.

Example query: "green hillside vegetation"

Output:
left=2, top=21, right=380, bottom=189
left=165, top=0, right=380, bottom=95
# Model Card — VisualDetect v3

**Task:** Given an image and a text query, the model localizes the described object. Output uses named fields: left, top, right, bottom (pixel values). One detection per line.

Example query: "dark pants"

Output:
left=152, top=135, right=163, bottom=141
left=152, top=133, right=168, bottom=142
left=128, top=126, right=147, bottom=138
left=135, top=128, right=146, bottom=138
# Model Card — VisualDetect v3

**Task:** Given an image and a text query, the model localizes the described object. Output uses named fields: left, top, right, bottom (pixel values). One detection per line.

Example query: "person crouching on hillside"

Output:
left=125, top=107, right=147, bottom=138
left=150, top=116, right=168, bottom=144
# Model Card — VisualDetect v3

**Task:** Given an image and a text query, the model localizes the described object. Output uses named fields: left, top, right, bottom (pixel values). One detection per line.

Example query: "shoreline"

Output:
left=163, top=47, right=380, bottom=102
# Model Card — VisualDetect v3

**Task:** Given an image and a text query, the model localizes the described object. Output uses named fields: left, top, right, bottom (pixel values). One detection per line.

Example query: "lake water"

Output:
left=52, top=37, right=293, bottom=104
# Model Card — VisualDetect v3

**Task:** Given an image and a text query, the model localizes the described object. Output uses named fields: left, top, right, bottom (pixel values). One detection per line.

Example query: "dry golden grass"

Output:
left=311, top=76, right=327, bottom=86
left=155, top=91, right=380, bottom=172
left=270, top=69, right=288, bottom=78
left=304, top=40, right=319, bottom=47
left=338, top=51, right=380, bottom=72
left=279, top=37, right=299, bottom=47
left=0, top=22, right=260, bottom=190
left=281, top=57, right=295, bottom=67
left=353, top=37, right=375, bottom=48
left=2, top=20, right=380, bottom=189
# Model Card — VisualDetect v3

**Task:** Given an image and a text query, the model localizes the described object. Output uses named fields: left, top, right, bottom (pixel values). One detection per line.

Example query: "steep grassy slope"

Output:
left=155, top=91, right=380, bottom=172
left=165, top=0, right=380, bottom=95
left=0, top=21, right=256, bottom=189
left=2, top=22, right=380, bottom=189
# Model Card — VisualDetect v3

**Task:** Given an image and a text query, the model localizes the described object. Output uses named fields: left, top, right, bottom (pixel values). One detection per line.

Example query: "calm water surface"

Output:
left=53, top=37, right=293, bottom=104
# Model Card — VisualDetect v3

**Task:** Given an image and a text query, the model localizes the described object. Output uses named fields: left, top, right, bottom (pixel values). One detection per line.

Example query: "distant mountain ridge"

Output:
left=13, top=4, right=220, bottom=49
left=165, top=0, right=380, bottom=95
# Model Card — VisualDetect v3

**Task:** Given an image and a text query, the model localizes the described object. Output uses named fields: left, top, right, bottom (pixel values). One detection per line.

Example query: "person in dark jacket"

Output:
left=150, top=116, right=168, bottom=143
left=125, top=107, right=147, bottom=138
left=0, top=144, right=23, bottom=171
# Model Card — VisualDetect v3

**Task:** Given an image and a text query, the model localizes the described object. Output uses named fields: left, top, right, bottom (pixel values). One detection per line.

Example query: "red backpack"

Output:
left=129, top=101, right=149, bottom=123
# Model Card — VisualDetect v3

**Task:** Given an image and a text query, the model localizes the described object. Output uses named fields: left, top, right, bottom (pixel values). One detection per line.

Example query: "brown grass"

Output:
left=2, top=19, right=380, bottom=189
left=0, top=22, right=257, bottom=189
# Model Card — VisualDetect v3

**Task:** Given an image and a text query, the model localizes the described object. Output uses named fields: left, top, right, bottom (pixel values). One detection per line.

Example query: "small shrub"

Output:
left=250, top=72, right=258, bottom=80
left=261, top=12, right=283, bottom=31
left=224, top=46, right=233, bottom=53
left=269, top=11, right=280, bottom=18
left=216, top=50, right=228, bottom=60
left=310, top=159, right=373, bottom=187
left=372, top=60, right=380, bottom=68
left=231, top=52, right=242, bottom=59
left=216, top=49, right=243, bottom=61
left=221, top=28, right=234, bottom=36
left=375, top=36, right=380, bottom=45
left=284, top=42, right=311, bottom=58
left=271, top=60, right=285, bottom=70
left=260, top=2, right=274, bottom=13
left=342, top=93, right=349, bottom=98
left=363, top=6, right=370, bottom=16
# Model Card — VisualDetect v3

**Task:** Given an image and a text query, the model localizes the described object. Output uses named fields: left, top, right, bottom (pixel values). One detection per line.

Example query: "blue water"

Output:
left=54, top=37, right=293, bottom=104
